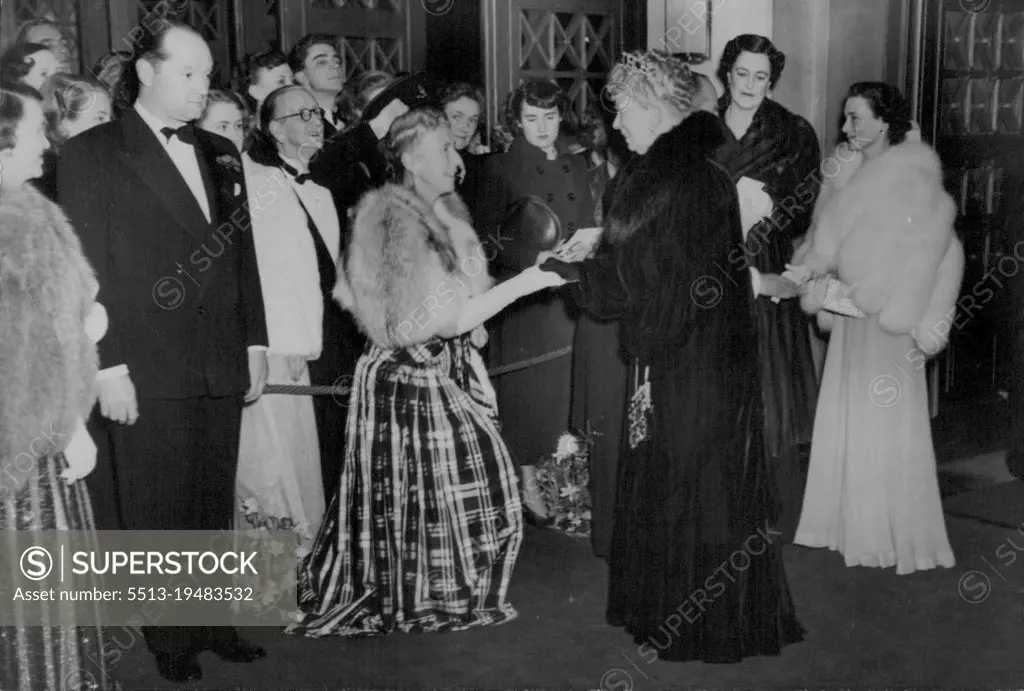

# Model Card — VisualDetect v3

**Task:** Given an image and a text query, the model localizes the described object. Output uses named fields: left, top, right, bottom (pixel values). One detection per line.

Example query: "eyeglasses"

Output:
left=449, top=112, right=480, bottom=128
left=275, top=107, right=324, bottom=123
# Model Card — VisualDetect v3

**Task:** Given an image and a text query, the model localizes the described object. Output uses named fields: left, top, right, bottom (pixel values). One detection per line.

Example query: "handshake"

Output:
left=538, top=257, right=581, bottom=283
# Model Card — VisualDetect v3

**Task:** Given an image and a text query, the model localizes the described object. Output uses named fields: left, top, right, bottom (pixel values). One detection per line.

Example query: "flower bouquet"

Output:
left=534, top=432, right=593, bottom=537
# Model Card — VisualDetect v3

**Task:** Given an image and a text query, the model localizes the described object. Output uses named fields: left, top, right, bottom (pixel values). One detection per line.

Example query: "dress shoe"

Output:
left=207, top=636, right=266, bottom=663
left=154, top=653, right=202, bottom=684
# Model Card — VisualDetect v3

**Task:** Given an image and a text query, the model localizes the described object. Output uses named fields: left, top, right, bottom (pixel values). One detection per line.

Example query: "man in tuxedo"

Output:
left=288, top=34, right=344, bottom=138
left=58, top=21, right=269, bottom=684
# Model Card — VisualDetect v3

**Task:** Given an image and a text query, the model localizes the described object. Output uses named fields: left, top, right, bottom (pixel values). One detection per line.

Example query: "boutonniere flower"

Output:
left=216, top=153, right=242, bottom=175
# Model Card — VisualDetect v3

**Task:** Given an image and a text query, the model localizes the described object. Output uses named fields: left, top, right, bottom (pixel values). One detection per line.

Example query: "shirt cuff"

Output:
left=248, top=345, right=269, bottom=353
left=749, top=267, right=762, bottom=297
left=97, top=364, right=129, bottom=380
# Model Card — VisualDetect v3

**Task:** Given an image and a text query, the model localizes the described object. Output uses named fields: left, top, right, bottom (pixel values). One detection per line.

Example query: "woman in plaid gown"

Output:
left=288, top=107, right=565, bottom=636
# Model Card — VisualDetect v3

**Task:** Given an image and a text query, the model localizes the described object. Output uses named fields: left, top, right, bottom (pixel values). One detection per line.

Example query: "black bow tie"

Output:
left=160, top=125, right=197, bottom=146
left=280, top=161, right=311, bottom=185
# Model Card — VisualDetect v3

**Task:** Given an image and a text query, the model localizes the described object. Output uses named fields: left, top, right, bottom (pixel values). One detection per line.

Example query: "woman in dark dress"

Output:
left=477, top=79, right=595, bottom=520
left=713, top=34, right=822, bottom=543
left=541, top=50, right=803, bottom=663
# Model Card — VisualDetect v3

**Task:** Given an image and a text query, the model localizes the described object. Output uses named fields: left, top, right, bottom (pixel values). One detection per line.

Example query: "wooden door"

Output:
left=482, top=0, right=623, bottom=144
left=278, top=0, right=426, bottom=79
left=914, top=0, right=1024, bottom=402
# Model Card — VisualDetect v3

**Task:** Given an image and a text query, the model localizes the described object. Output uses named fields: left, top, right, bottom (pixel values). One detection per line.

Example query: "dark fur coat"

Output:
left=335, top=185, right=492, bottom=349
left=0, top=185, right=98, bottom=494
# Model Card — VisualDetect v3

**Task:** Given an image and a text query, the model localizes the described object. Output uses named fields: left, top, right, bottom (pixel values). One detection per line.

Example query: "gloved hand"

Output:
left=539, top=258, right=581, bottom=283
left=62, top=416, right=97, bottom=484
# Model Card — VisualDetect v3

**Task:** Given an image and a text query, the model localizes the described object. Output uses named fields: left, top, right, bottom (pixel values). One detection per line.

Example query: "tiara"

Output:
left=619, top=51, right=662, bottom=79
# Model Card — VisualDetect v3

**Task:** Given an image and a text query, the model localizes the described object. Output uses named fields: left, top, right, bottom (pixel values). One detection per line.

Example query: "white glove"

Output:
left=737, top=176, right=773, bottom=240
left=61, top=416, right=97, bottom=484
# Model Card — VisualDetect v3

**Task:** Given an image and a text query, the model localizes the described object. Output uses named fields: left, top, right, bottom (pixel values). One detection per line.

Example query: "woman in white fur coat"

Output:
left=289, top=107, right=565, bottom=637
left=788, top=82, right=962, bottom=574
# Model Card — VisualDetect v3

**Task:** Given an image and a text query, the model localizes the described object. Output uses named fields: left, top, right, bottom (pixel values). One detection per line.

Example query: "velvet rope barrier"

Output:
left=262, top=345, right=573, bottom=397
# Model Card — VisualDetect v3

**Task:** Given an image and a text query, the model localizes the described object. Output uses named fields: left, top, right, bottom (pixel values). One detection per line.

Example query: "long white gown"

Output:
left=234, top=155, right=329, bottom=552
left=794, top=313, right=956, bottom=574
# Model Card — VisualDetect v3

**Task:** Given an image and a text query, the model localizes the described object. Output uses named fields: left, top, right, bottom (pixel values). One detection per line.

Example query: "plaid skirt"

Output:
left=0, top=455, right=115, bottom=690
left=289, top=335, right=523, bottom=637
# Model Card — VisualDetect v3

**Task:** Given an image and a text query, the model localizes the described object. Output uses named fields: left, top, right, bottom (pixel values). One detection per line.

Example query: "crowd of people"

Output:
left=0, top=15, right=964, bottom=689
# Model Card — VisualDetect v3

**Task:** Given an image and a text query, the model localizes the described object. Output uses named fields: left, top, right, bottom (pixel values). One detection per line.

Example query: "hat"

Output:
left=360, top=71, right=445, bottom=124
left=497, top=195, right=565, bottom=273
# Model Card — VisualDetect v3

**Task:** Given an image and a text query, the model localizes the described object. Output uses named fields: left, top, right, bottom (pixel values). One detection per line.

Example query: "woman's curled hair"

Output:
left=382, top=106, right=450, bottom=183
left=606, top=50, right=695, bottom=117
left=40, top=73, right=110, bottom=147
left=504, top=78, right=567, bottom=135
left=844, top=81, right=913, bottom=146
left=716, top=33, right=786, bottom=91
left=0, top=43, right=51, bottom=88
left=0, top=86, right=40, bottom=153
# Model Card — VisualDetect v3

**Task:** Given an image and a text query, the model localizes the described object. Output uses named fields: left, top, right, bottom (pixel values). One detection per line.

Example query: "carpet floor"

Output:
left=111, top=508, right=1023, bottom=690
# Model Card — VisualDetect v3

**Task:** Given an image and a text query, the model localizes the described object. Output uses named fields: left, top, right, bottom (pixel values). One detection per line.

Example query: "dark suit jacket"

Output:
left=58, top=110, right=268, bottom=399
left=309, top=121, right=387, bottom=219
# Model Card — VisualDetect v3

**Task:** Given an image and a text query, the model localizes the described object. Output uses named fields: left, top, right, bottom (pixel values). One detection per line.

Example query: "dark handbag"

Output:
left=496, top=195, right=564, bottom=273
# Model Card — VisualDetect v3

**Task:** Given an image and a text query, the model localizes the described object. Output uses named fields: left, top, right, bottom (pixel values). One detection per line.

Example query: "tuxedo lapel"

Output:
left=119, top=111, right=211, bottom=239
left=194, top=136, right=221, bottom=226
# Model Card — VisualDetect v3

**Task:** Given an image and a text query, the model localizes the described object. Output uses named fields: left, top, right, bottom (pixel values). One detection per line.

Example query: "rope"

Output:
left=262, top=345, right=573, bottom=397
left=486, top=345, right=573, bottom=377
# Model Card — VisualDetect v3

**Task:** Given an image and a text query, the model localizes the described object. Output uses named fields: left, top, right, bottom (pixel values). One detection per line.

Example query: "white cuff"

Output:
left=97, top=364, right=129, bottom=380
left=749, top=267, right=762, bottom=297
left=248, top=345, right=269, bottom=353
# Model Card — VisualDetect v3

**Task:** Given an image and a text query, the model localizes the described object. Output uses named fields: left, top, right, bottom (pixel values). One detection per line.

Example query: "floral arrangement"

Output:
left=238, top=496, right=313, bottom=558
left=535, top=432, right=593, bottom=537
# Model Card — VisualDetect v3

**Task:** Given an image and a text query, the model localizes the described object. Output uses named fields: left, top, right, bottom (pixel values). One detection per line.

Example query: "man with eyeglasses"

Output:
left=288, top=34, right=345, bottom=137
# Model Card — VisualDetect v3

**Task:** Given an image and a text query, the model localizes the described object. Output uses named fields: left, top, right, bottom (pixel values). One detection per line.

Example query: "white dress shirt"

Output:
left=134, top=102, right=211, bottom=223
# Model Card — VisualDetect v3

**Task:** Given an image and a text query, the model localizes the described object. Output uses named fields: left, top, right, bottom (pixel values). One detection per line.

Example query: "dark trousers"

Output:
left=308, top=357, right=349, bottom=498
left=83, top=409, right=121, bottom=530
left=310, top=306, right=363, bottom=498
left=108, top=395, right=243, bottom=657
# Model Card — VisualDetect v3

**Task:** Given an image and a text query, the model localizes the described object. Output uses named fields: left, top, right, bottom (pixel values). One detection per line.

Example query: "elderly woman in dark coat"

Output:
left=0, top=86, right=113, bottom=689
left=713, top=33, right=822, bottom=543
left=541, top=50, right=803, bottom=663
left=477, top=78, right=595, bottom=521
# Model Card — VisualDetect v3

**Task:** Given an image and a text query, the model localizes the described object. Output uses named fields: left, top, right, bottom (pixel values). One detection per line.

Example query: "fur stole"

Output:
left=796, top=140, right=964, bottom=353
left=604, top=111, right=729, bottom=245
left=335, top=184, right=493, bottom=349
left=0, top=185, right=99, bottom=494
